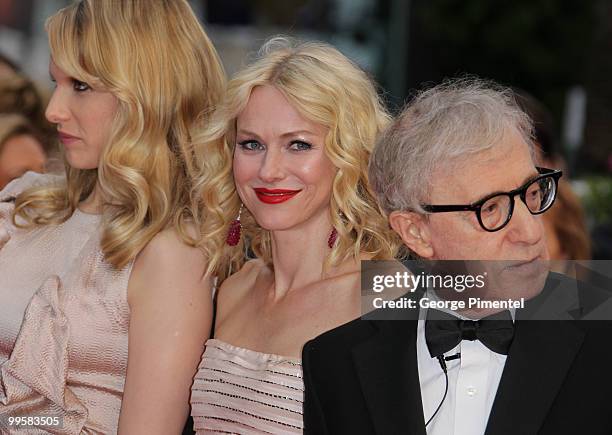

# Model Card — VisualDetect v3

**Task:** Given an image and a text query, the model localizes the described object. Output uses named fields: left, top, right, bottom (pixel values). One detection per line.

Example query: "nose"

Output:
left=45, top=88, right=70, bottom=125
left=258, top=148, right=286, bottom=183
left=506, top=198, right=544, bottom=246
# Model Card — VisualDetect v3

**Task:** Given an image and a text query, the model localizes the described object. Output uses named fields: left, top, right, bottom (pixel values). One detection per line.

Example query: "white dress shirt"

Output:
left=416, top=307, right=511, bottom=435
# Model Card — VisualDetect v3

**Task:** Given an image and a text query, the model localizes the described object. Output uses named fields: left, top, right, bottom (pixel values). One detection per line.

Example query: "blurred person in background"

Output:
left=189, top=37, right=403, bottom=433
left=516, top=91, right=591, bottom=268
left=0, top=113, right=46, bottom=189
left=0, top=52, right=56, bottom=155
left=0, top=0, right=225, bottom=433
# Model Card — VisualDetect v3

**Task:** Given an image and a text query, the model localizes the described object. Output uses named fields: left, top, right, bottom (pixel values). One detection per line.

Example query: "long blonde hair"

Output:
left=14, top=0, right=225, bottom=268
left=193, top=37, right=403, bottom=278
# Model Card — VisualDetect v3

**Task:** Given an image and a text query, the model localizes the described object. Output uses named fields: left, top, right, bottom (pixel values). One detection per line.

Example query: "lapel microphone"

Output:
left=425, top=352, right=461, bottom=427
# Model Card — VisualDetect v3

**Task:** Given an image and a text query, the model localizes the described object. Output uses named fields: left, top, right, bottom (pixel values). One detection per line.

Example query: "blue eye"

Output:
left=238, top=140, right=264, bottom=151
left=73, top=79, right=91, bottom=92
left=289, top=141, right=312, bottom=151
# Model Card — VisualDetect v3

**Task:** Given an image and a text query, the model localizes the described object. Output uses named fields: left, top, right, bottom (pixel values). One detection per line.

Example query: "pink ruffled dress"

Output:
left=191, top=339, right=304, bottom=434
left=0, top=172, right=133, bottom=434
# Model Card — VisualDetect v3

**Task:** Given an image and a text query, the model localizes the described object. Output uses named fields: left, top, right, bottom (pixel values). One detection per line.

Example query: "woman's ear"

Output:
left=388, top=211, right=434, bottom=258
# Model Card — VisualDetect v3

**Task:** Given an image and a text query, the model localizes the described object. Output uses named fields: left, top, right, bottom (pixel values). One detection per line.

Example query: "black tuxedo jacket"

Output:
left=302, top=273, right=612, bottom=435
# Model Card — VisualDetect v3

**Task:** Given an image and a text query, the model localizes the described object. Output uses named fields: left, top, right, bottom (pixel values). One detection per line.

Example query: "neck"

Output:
left=78, top=181, right=103, bottom=214
left=268, top=209, right=334, bottom=299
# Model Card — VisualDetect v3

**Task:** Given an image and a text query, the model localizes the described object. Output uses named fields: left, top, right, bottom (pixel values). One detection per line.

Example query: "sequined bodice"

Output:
left=191, top=339, right=304, bottom=434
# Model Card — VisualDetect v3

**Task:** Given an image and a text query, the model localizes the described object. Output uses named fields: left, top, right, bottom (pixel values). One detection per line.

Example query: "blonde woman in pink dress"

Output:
left=0, top=1, right=225, bottom=433
left=190, top=37, right=404, bottom=433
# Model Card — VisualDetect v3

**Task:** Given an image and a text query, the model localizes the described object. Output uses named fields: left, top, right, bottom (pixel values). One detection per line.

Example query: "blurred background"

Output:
left=1, top=0, right=610, bottom=259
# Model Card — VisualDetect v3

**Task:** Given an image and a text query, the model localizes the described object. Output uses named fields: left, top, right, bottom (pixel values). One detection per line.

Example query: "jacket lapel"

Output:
left=351, top=320, right=427, bottom=435
left=485, top=320, right=585, bottom=435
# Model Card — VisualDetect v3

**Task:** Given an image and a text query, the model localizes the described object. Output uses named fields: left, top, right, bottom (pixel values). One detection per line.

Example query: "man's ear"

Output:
left=388, top=211, right=434, bottom=258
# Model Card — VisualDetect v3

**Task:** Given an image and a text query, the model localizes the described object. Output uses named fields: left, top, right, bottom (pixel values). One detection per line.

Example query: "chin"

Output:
left=251, top=215, right=299, bottom=232
left=65, top=156, right=98, bottom=171
left=67, top=163, right=98, bottom=171
left=484, top=257, right=549, bottom=300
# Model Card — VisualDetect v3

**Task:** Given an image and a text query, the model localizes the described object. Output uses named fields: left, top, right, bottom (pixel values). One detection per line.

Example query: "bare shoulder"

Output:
left=132, top=226, right=206, bottom=278
left=127, top=226, right=211, bottom=306
left=119, top=229, right=213, bottom=435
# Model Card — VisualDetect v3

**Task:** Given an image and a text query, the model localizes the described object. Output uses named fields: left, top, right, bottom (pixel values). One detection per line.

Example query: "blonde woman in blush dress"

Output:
left=0, top=1, right=225, bottom=433
left=190, top=37, right=404, bottom=433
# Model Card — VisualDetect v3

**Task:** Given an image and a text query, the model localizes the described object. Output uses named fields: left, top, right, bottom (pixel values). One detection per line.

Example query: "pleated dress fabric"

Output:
left=191, top=339, right=304, bottom=434
left=0, top=172, right=133, bottom=434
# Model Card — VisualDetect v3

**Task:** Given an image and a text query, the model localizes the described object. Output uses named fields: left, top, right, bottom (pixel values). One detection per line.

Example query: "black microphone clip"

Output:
left=436, top=352, right=461, bottom=373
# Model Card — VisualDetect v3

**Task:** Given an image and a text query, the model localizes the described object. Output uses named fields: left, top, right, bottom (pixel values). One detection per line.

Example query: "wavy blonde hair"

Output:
left=13, top=0, right=225, bottom=269
left=193, top=37, right=403, bottom=278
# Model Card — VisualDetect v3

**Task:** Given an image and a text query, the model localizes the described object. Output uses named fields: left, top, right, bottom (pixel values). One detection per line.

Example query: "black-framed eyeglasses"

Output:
left=421, top=167, right=563, bottom=232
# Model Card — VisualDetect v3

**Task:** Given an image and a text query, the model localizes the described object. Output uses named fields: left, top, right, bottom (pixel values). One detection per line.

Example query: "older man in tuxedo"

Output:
left=302, top=79, right=612, bottom=435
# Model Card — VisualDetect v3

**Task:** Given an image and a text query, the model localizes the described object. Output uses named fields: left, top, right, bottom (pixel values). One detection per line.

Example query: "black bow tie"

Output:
left=425, top=309, right=515, bottom=357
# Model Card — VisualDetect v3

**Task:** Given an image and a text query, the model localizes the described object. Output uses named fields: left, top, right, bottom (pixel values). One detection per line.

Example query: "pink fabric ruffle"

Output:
left=0, top=276, right=89, bottom=434
left=0, top=171, right=61, bottom=251
left=0, top=202, right=11, bottom=250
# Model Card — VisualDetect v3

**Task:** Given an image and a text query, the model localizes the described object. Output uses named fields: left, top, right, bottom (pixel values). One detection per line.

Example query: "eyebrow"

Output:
left=236, top=129, right=316, bottom=140
left=280, top=130, right=316, bottom=139
left=470, top=169, right=540, bottom=204
left=236, top=129, right=263, bottom=142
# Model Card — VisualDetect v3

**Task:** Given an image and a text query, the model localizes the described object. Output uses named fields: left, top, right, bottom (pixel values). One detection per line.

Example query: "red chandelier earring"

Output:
left=328, top=227, right=338, bottom=248
left=226, top=204, right=243, bottom=246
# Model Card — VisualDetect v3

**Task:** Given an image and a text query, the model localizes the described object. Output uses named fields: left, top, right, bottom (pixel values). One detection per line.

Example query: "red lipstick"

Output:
left=254, top=188, right=301, bottom=204
left=58, top=131, right=80, bottom=146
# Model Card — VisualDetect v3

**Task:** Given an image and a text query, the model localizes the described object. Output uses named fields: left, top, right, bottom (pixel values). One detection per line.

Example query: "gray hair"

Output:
left=369, top=78, right=535, bottom=215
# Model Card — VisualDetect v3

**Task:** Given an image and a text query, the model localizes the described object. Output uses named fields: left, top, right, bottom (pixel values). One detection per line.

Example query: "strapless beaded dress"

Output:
left=191, top=339, right=304, bottom=434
